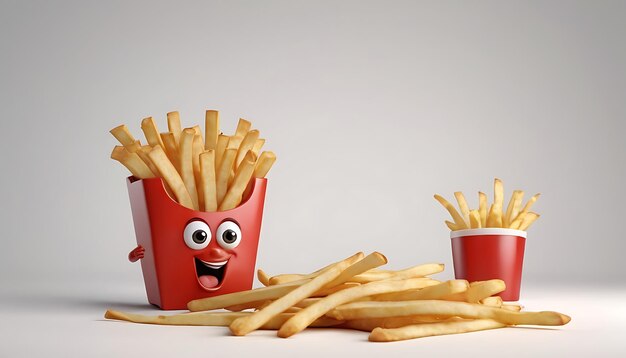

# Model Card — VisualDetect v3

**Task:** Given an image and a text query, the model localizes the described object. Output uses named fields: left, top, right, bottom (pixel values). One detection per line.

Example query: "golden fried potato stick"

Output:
left=110, top=124, right=136, bottom=147
left=199, top=150, right=217, bottom=212
left=229, top=253, right=358, bottom=336
left=236, top=130, right=260, bottom=167
left=342, top=315, right=452, bottom=332
left=502, top=304, right=522, bottom=312
left=148, top=146, right=194, bottom=209
left=443, top=279, right=505, bottom=303
left=179, top=129, right=200, bottom=210
left=518, top=212, right=540, bottom=231
left=267, top=252, right=367, bottom=286
left=509, top=190, right=525, bottom=225
left=219, top=151, right=256, bottom=211
left=166, top=111, right=182, bottom=146
left=105, top=310, right=343, bottom=329
left=369, top=319, right=506, bottom=342
left=252, top=138, right=265, bottom=156
left=510, top=193, right=540, bottom=229
left=328, top=300, right=571, bottom=326
left=254, top=151, right=276, bottom=178
left=204, top=110, right=219, bottom=151
left=215, top=134, right=229, bottom=170
left=141, top=117, right=165, bottom=149
left=454, top=192, right=470, bottom=227
left=350, top=263, right=444, bottom=283
left=478, top=191, right=488, bottom=227
left=278, top=277, right=437, bottom=338
left=111, top=146, right=154, bottom=179
left=434, top=195, right=467, bottom=229
left=312, top=283, right=360, bottom=296
left=445, top=220, right=462, bottom=231
left=216, top=148, right=236, bottom=206
left=257, top=269, right=270, bottom=286
left=372, top=280, right=469, bottom=302
left=192, top=135, right=205, bottom=210
left=234, top=118, right=252, bottom=138
left=469, top=210, right=482, bottom=229
left=188, top=279, right=310, bottom=312
left=225, top=300, right=272, bottom=312
left=324, top=252, right=388, bottom=289
left=487, top=178, right=504, bottom=227
left=160, top=132, right=181, bottom=172
left=504, top=190, right=523, bottom=227
left=480, top=296, right=503, bottom=308
left=123, top=140, right=161, bottom=176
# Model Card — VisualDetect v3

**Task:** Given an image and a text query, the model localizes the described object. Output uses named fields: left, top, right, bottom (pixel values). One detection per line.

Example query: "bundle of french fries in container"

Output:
left=105, top=251, right=570, bottom=342
left=434, top=179, right=541, bottom=301
left=110, top=111, right=275, bottom=309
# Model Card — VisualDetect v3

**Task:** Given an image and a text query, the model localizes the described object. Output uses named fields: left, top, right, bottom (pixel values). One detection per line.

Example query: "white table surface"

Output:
left=1, top=282, right=624, bottom=357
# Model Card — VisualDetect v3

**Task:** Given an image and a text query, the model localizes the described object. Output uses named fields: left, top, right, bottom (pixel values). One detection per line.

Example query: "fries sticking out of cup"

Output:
left=434, top=178, right=540, bottom=231
left=105, top=251, right=570, bottom=342
left=110, top=111, right=276, bottom=212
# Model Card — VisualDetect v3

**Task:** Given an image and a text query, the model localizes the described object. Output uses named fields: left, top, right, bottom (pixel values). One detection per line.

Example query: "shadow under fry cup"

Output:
left=450, top=228, right=526, bottom=301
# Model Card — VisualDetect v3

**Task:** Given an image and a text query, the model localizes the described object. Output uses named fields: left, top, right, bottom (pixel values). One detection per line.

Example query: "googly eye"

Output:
left=183, top=220, right=211, bottom=250
left=216, top=221, right=242, bottom=250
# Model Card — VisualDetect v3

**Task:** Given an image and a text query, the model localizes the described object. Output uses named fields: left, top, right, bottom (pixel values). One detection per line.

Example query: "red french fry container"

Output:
left=450, top=228, right=526, bottom=301
left=126, top=176, right=267, bottom=310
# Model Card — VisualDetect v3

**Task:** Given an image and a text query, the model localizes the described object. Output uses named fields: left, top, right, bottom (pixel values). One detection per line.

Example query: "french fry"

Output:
left=480, top=296, right=503, bottom=308
left=509, top=190, right=525, bottom=226
left=105, top=310, right=343, bottom=329
left=510, top=193, right=541, bottom=229
left=160, top=132, right=181, bottom=171
left=215, top=134, right=229, bottom=171
left=278, top=277, right=437, bottom=338
left=342, top=315, right=453, bottom=332
left=141, top=117, right=165, bottom=149
left=350, top=263, right=444, bottom=283
left=324, top=252, right=388, bottom=289
left=454, top=192, right=470, bottom=227
left=110, top=124, right=136, bottom=147
left=188, top=279, right=310, bottom=312
left=312, top=283, right=360, bottom=296
left=133, top=142, right=160, bottom=176
left=486, top=179, right=504, bottom=227
left=225, top=300, right=271, bottom=312
left=199, top=150, right=217, bottom=212
left=504, top=190, right=523, bottom=227
left=252, top=138, right=265, bottom=155
left=228, top=253, right=358, bottom=335
left=205, top=110, right=219, bottom=151
left=478, top=191, right=488, bottom=227
left=443, top=279, right=505, bottom=303
left=216, top=148, right=236, bottom=206
left=179, top=129, right=200, bottom=210
left=328, top=300, right=571, bottom=326
left=257, top=269, right=270, bottom=286
left=166, top=111, right=182, bottom=146
left=369, top=319, right=506, bottom=342
left=269, top=274, right=307, bottom=286
left=502, top=304, right=523, bottom=312
left=192, top=135, right=205, bottom=210
left=236, top=129, right=260, bottom=167
left=219, top=151, right=256, bottom=211
left=110, top=146, right=154, bottom=179
left=469, top=210, right=482, bottom=229
left=372, top=280, right=469, bottom=302
left=234, top=118, right=252, bottom=138
left=147, top=146, right=193, bottom=209
left=518, top=212, right=540, bottom=231
left=445, top=220, right=462, bottom=231
left=434, top=195, right=467, bottom=229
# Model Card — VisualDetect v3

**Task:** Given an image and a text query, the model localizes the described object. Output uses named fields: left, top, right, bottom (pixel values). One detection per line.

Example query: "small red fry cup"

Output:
left=450, top=228, right=527, bottom=301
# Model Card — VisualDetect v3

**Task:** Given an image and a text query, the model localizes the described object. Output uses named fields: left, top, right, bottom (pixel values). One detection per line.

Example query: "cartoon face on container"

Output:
left=126, top=176, right=267, bottom=310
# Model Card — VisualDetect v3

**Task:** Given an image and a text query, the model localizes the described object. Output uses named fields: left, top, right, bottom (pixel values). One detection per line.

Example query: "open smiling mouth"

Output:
left=195, top=258, right=229, bottom=291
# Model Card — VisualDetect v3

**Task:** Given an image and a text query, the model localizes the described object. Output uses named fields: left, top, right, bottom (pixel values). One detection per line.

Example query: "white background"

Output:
left=1, top=1, right=624, bottom=356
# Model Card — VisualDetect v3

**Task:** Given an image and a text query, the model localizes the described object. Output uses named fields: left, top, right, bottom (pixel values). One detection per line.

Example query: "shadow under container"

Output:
left=450, top=228, right=527, bottom=301
left=126, top=176, right=267, bottom=310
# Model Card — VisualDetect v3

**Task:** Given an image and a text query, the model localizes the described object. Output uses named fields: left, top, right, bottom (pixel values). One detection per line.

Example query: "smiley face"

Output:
left=183, top=219, right=243, bottom=291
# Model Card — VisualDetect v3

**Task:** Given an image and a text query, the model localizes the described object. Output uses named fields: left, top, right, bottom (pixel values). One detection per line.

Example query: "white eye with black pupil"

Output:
left=216, top=221, right=242, bottom=249
left=184, top=220, right=211, bottom=250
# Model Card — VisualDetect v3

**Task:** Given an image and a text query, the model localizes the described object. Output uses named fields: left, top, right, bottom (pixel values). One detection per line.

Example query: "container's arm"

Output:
left=128, top=245, right=145, bottom=262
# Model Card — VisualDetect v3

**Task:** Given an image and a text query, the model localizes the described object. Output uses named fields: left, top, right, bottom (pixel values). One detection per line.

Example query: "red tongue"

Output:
left=198, top=275, right=219, bottom=289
